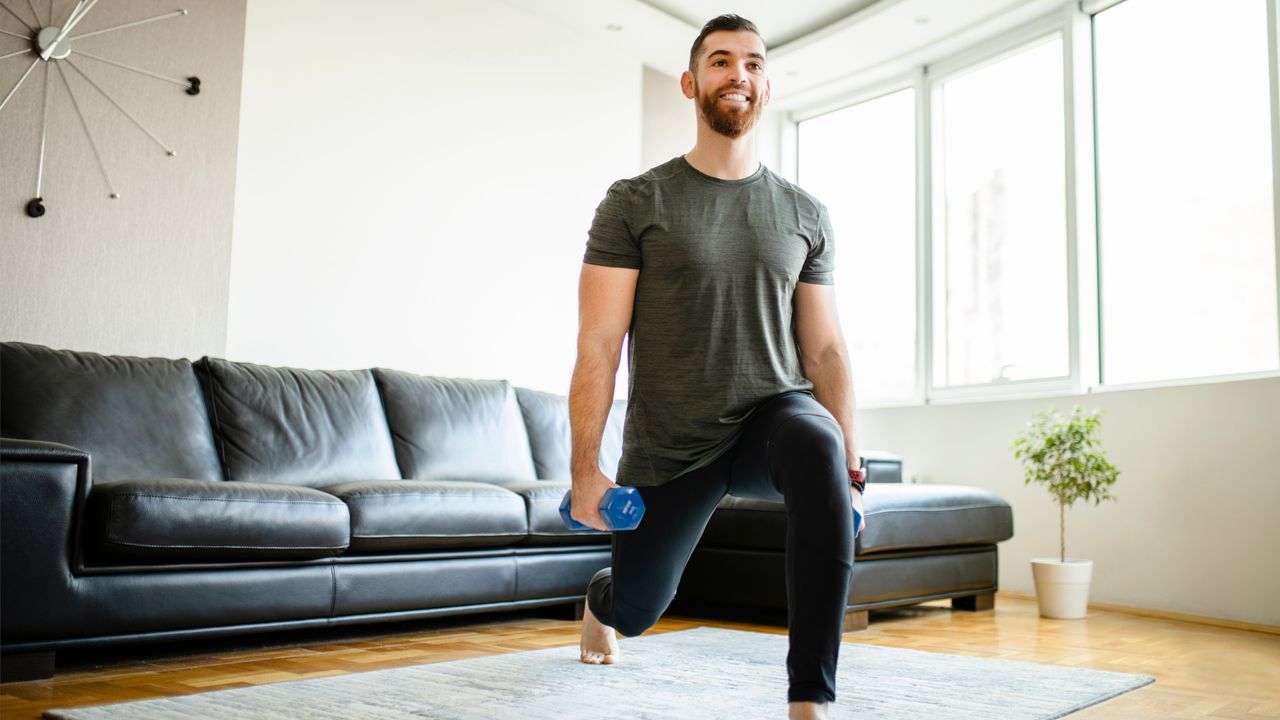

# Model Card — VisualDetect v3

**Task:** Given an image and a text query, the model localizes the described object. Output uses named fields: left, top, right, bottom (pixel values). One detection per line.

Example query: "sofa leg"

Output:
left=1, top=650, right=55, bottom=682
left=952, top=591, right=996, bottom=612
left=536, top=600, right=586, bottom=622
left=843, top=609, right=869, bottom=632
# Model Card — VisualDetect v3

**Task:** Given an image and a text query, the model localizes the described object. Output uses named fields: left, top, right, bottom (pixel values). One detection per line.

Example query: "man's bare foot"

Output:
left=579, top=595, right=620, bottom=664
left=787, top=701, right=829, bottom=720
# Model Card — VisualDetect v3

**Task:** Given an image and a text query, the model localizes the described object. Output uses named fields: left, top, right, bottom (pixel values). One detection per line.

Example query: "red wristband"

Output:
left=848, top=467, right=866, bottom=494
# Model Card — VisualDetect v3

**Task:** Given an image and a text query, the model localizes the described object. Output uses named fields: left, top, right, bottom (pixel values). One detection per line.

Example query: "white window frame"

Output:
left=924, top=11, right=1076, bottom=405
left=788, top=0, right=1280, bottom=410
left=792, top=77, right=926, bottom=409
left=1271, top=0, right=1280, bottom=381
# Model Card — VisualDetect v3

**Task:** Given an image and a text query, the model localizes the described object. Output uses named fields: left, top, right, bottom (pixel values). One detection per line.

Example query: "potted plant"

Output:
left=1011, top=404, right=1120, bottom=619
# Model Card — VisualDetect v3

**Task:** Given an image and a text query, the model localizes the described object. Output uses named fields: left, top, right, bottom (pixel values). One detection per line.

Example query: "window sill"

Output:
left=856, top=367, right=1280, bottom=410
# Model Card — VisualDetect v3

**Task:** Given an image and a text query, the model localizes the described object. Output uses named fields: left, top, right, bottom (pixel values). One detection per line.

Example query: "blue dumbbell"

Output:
left=560, top=486, right=645, bottom=532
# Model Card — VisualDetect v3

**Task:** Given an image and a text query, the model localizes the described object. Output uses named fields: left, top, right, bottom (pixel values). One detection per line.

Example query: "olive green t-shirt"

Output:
left=583, top=156, right=836, bottom=487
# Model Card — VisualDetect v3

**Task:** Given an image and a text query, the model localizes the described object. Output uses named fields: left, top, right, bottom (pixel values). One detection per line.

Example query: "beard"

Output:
left=695, top=80, right=764, bottom=139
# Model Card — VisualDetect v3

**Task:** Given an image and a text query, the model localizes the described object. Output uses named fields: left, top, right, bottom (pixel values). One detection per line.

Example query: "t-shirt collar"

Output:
left=678, top=156, right=766, bottom=186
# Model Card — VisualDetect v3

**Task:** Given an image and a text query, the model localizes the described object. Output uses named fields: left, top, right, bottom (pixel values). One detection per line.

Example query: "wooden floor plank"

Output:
left=1, top=594, right=1276, bottom=719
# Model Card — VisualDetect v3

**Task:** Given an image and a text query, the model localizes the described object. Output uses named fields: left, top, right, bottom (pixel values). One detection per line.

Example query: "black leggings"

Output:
left=586, top=391, right=855, bottom=704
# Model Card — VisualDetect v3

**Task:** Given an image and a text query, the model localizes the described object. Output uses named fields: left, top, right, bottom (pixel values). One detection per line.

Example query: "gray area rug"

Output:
left=45, top=626, right=1154, bottom=719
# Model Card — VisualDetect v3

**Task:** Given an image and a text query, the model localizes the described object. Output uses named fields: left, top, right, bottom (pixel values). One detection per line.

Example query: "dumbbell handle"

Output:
left=560, top=486, right=645, bottom=532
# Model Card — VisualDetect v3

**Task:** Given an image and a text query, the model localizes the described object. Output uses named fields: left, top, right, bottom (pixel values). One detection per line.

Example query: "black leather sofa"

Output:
left=0, top=341, right=1014, bottom=681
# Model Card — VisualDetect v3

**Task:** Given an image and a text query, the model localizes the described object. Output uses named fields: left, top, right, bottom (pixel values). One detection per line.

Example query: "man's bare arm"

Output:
left=569, top=263, right=640, bottom=479
left=793, top=281, right=858, bottom=469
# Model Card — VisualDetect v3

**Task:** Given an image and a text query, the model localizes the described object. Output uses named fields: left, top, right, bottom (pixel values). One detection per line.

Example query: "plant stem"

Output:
left=1060, top=498, right=1065, bottom=563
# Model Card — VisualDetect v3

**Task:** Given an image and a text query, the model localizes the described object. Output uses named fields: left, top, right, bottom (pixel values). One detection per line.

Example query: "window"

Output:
left=789, top=0, right=1280, bottom=406
left=1093, top=0, right=1278, bottom=384
left=797, top=89, right=918, bottom=406
left=931, top=35, right=1069, bottom=389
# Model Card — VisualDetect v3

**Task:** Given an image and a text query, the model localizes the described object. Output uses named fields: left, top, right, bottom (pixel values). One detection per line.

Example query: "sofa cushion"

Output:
left=854, top=484, right=1014, bottom=553
left=486, top=479, right=611, bottom=546
left=514, top=388, right=625, bottom=480
left=88, top=478, right=350, bottom=561
left=199, top=358, right=400, bottom=486
left=0, top=342, right=222, bottom=483
left=321, top=480, right=528, bottom=552
left=373, top=370, right=536, bottom=483
left=701, top=484, right=1014, bottom=556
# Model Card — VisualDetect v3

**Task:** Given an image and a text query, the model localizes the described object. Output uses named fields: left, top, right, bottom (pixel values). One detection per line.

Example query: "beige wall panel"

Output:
left=0, top=0, right=245, bottom=359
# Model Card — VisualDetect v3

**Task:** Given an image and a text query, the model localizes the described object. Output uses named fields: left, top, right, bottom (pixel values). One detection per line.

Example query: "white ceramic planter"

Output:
left=1030, top=558, right=1093, bottom=619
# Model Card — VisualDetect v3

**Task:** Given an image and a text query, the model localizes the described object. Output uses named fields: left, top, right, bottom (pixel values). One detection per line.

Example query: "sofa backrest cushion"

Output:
left=200, top=358, right=400, bottom=486
left=0, top=341, right=222, bottom=483
left=514, top=387, right=625, bottom=480
left=373, top=369, right=536, bottom=483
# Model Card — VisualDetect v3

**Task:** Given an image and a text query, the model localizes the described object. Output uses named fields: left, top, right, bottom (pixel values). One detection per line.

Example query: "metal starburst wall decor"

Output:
left=0, top=0, right=199, bottom=217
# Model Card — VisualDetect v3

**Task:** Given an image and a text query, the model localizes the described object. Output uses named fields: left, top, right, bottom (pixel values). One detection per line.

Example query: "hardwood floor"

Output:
left=2, top=593, right=1277, bottom=718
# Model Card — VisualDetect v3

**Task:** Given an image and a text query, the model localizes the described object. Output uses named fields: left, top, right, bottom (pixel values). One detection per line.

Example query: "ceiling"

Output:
left=637, top=0, right=883, bottom=48
left=500, top=0, right=1069, bottom=110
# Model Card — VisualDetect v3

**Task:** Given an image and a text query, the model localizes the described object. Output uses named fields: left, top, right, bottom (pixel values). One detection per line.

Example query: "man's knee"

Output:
left=587, top=567, right=613, bottom=618
left=587, top=567, right=666, bottom=638
left=772, top=413, right=845, bottom=467
left=612, top=602, right=664, bottom=638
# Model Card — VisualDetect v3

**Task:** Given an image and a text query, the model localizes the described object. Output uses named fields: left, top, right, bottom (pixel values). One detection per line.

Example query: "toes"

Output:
left=579, top=646, right=619, bottom=665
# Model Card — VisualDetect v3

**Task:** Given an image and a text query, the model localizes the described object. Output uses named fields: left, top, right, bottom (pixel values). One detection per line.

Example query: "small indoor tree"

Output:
left=1011, top=404, right=1121, bottom=562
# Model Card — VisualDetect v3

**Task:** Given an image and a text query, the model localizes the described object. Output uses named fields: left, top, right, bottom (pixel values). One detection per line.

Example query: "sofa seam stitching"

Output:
left=352, top=532, right=527, bottom=539
left=865, top=505, right=1011, bottom=514
left=106, top=494, right=340, bottom=505
left=337, top=492, right=518, bottom=500
left=202, top=358, right=234, bottom=483
left=104, top=540, right=349, bottom=550
left=328, top=561, right=338, bottom=618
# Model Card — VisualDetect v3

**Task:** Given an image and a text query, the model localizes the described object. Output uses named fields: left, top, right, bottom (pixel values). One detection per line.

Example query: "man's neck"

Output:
left=683, top=126, right=758, bottom=180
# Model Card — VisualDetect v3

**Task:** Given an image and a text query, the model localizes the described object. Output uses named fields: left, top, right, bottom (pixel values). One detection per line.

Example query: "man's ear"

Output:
left=762, top=78, right=772, bottom=107
left=680, top=70, right=696, bottom=100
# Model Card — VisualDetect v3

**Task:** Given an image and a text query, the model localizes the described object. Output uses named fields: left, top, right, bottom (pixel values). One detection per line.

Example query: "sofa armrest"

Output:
left=859, top=449, right=904, bottom=484
left=1, top=439, right=93, bottom=620
left=3, top=437, right=89, bottom=462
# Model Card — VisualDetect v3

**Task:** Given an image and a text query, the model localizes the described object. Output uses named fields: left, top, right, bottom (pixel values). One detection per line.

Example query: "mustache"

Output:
left=715, top=85, right=753, bottom=98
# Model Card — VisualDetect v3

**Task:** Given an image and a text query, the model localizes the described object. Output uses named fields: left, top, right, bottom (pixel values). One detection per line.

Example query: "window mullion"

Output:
left=1064, top=0, right=1102, bottom=394
left=1270, top=0, right=1280, bottom=368
left=916, top=65, right=932, bottom=406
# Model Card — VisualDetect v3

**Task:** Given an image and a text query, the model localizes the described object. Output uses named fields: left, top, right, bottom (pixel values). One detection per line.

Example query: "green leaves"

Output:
left=1011, top=404, right=1120, bottom=509
left=1012, top=404, right=1121, bottom=560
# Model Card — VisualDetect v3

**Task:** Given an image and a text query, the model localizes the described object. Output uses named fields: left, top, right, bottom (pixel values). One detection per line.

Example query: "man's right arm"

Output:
left=567, top=262, right=639, bottom=530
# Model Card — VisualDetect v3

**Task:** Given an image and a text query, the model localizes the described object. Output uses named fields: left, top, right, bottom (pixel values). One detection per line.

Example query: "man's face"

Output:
left=683, top=30, right=771, bottom=139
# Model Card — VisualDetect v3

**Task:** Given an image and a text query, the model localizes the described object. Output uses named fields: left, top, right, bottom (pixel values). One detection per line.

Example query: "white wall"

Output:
left=228, top=0, right=642, bottom=394
left=641, top=65, right=694, bottom=170
left=855, top=376, right=1280, bottom=626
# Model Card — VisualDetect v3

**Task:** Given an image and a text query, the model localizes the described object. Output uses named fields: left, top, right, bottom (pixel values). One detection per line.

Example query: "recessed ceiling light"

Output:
left=786, top=70, right=800, bottom=77
left=914, top=16, right=929, bottom=24
left=606, top=23, right=623, bottom=32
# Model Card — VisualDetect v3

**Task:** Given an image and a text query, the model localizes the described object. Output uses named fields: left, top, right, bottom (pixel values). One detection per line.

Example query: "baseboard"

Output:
left=997, top=591, right=1280, bottom=636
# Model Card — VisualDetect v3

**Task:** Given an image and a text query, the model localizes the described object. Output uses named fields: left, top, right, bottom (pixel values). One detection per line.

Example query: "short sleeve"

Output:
left=583, top=180, right=642, bottom=269
left=798, top=202, right=835, bottom=285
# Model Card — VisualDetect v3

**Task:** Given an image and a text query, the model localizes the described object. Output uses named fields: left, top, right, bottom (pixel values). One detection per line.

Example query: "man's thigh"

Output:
left=727, top=391, right=844, bottom=502
left=611, top=461, right=729, bottom=612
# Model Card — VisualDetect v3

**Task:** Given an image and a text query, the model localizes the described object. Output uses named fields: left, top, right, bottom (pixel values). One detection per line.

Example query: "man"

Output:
left=567, top=14, right=865, bottom=720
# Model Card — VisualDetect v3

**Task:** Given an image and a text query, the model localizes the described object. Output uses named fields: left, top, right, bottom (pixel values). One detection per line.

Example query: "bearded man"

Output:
left=567, top=14, right=866, bottom=720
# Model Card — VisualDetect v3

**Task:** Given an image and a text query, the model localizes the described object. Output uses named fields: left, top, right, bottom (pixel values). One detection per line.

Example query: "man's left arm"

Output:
left=793, top=281, right=859, bottom=472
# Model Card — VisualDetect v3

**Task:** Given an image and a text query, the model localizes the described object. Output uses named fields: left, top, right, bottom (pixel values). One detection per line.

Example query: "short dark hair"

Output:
left=688, top=14, right=763, bottom=72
